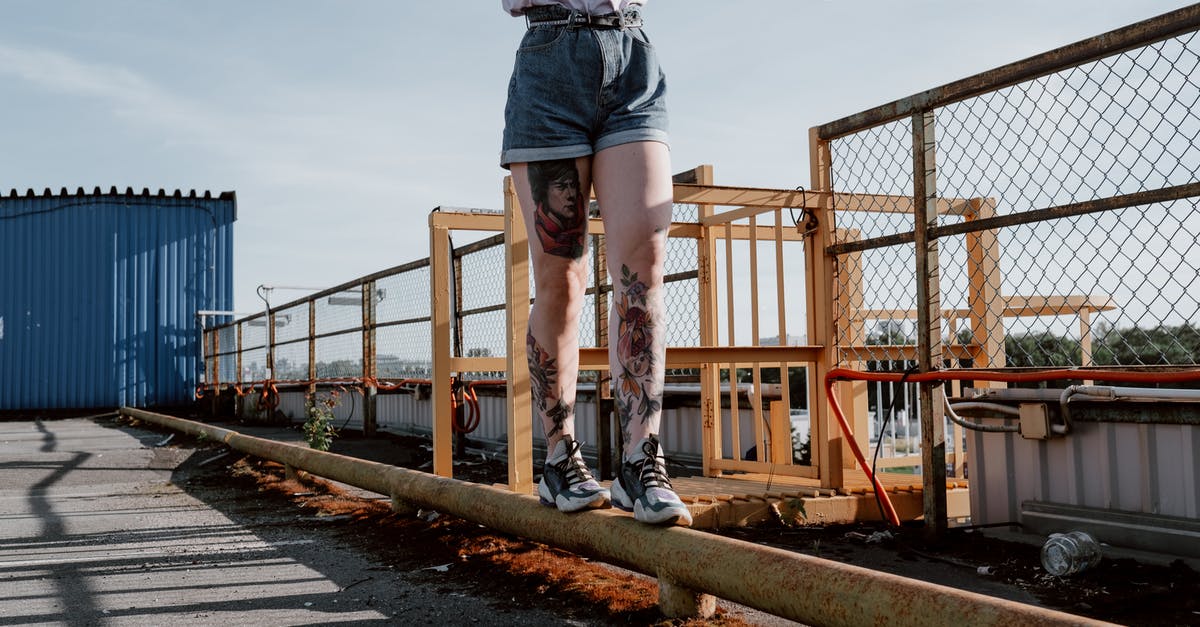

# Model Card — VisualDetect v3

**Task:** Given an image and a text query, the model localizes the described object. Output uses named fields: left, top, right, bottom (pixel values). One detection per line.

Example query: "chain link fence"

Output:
left=828, top=14, right=1199, bottom=372
left=203, top=202, right=704, bottom=393
left=818, top=8, right=1200, bottom=469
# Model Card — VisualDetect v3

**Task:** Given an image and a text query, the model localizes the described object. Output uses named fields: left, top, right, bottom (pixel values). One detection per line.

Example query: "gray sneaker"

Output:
left=611, top=434, right=692, bottom=526
left=537, top=434, right=610, bottom=513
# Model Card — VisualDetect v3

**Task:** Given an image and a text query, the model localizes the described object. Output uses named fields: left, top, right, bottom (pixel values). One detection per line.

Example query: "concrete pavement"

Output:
left=0, top=417, right=576, bottom=626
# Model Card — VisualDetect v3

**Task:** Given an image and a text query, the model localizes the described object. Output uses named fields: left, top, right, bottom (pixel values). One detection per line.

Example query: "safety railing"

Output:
left=812, top=4, right=1200, bottom=527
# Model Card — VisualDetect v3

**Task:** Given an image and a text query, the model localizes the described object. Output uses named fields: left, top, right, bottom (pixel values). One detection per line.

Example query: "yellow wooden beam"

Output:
left=577, top=345, right=823, bottom=369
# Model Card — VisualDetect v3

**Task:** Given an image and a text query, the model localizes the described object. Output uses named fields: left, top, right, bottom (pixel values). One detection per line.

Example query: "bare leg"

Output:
left=594, top=141, right=689, bottom=526
left=510, top=157, right=592, bottom=459
left=592, top=141, right=674, bottom=459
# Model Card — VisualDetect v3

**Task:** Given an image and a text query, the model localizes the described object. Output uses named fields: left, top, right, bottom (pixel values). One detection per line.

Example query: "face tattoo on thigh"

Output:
left=529, top=159, right=587, bottom=260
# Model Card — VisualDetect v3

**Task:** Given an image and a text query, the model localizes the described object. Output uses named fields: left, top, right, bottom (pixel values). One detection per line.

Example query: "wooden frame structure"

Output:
left=424, top=161, right=1122, bottom=515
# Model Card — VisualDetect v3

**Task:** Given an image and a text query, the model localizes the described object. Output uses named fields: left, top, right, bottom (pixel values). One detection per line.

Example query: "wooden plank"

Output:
left=724, top=222, right=740, bottom=467
left=808, top=127, right=841, bottom=490
left=450, top=356, right=507, bottom=372
left=839, top=344, right=977, bottom=361
left=428, top=211, right=504, bottom=232
left=504, top=177, right=534, bottom=493
left=429, top=224, right=453, bottom=478
left=693, top=165, right=722, bottom=478
left=706, top=458, right=820, bottom=478
left=577, top=345, right=822, bottom=369
left=677, top=183, right=985, bottom=217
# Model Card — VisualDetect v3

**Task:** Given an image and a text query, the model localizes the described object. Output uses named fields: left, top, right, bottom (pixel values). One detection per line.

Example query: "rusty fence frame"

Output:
left=811, top=4, right=1200, bottom=529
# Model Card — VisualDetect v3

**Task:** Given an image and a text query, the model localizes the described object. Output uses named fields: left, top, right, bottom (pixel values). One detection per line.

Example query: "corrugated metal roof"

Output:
left=5, top=186, right=236, bottom=202
left=1, top=188, right=236, bottom=410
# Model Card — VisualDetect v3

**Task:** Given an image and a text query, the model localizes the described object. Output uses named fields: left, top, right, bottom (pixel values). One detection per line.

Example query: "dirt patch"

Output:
left=203, top=454, right=750, bottom=626
left=718, top=522, right=1199, bottom=626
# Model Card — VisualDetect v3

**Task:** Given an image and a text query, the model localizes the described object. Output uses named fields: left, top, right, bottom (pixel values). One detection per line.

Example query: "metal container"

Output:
left=0, top=187, right=236, bottom=409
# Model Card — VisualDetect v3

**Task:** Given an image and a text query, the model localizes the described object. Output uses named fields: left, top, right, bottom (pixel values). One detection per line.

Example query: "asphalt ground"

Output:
left=0, top=417, right=614, bottom=626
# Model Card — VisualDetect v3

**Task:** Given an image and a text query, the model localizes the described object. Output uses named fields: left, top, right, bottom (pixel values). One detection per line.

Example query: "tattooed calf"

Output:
left=527, top=330, right=571, bottom=438
left=529, top=159, right=587, bottom=259
left=615, top=265, right=662, bottom=425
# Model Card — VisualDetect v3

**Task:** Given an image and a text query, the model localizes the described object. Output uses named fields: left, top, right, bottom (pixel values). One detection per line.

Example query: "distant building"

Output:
left=0, top=187, right=236, bottom=410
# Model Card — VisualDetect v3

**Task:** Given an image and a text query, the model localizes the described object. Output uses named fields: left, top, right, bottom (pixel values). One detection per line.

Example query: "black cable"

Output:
left=871, top=363, right=920, bottom=525
left=338, top=388, right=357, bottom=431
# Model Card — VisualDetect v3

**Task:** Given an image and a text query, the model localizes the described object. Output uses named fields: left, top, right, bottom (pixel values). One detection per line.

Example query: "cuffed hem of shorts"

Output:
left=500, top=143, right=594, bottom=169
left=595, top=128, right=670, bottom=154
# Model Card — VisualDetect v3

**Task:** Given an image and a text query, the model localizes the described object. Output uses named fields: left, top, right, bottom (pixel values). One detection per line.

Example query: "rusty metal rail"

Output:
left=121, top=407, right=1110, bottom=626
left=816, top=4, right=1200, bottom=139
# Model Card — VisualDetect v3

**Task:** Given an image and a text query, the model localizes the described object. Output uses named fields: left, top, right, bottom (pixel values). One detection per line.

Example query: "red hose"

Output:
left=824, top=375, right=902, bottom=526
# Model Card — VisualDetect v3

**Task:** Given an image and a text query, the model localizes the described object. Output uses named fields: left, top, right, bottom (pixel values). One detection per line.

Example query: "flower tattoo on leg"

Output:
left=615, top=265, right=661, bottom=427
left=527, top=330, right=572, bottom=439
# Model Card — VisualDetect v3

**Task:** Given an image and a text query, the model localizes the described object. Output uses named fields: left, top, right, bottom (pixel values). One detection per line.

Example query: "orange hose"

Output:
left=823, top=375, right=901, bottom=526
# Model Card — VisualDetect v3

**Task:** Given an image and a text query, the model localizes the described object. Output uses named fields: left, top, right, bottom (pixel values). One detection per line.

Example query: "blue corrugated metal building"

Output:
left=0, top=187, right=236, bottom=410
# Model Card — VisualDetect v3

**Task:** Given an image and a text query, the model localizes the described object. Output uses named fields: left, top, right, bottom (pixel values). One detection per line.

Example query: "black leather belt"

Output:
left=525, top=5, right=643, bottom=30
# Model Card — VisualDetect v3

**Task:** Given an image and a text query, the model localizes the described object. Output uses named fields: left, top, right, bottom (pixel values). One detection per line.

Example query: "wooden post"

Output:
left=913, top=111, right=948, bottom=537
left=308, top=300, right=317, bottom=400
left=362, top=279, right=378, bottom=437
left=724, top=222, right=741, bottom=465
left=749, top=214, right=765, bottom=461
left=693, top=165, right=722, bottom=477
left=808, top=127, right=841, bottom=490
left=504, top=177, right=534, bottom=493
left=769, top=400, right=792, bottom=465
left=235, top=322, right=244, bottom=418
left=965, top=196, right=1005, bottom=476
left=1080, top=307, right=1094, bottom=386
left=209, top=328, right=219, bottom=419
left=836, top=228, right=869, bottom=470
left=593, top=230, right=613, bottom=478
left=773, top=207, right=794, bottom=465
left=430, top=222, right=454, bottom=478
left=966, top=198, right=1006, bottom=373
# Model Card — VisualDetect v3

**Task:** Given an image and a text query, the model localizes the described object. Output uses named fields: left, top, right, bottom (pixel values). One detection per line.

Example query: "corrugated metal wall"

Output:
left=0, top=188, right=236, bottom=410
left=970, top=413, right=1200, bottom=524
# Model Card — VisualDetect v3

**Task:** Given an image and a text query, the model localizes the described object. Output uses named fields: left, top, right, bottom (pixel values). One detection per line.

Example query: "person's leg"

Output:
left=593, top=140, right=691, bottom=526
left=510, top=156, right=609, bottom=512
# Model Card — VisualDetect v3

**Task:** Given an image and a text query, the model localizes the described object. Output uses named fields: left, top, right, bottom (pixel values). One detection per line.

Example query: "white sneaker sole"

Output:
left=538, top=480, right=610, bottom=513
left=613, top=479, right=692, bottom=526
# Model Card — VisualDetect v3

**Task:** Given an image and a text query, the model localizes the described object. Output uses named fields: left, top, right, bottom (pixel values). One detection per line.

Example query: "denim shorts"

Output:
left=500, top=16, right=669, bottom=168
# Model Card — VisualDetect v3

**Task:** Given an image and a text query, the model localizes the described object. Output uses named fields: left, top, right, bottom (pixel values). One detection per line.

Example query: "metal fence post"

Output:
left=362, top=279, right=378, bottom=437
left=912, top=110, right=948, bottom=537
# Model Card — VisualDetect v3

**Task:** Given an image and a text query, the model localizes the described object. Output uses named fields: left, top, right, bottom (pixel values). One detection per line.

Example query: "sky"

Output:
left=0, top=0, right=1193, bottom=315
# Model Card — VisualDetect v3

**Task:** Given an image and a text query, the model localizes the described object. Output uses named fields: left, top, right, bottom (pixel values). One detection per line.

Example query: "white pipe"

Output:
left=944, top=398, right=1019, bottom=433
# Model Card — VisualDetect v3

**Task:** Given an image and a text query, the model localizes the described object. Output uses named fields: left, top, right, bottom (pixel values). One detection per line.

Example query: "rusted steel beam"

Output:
left=827, top=182, right=1200, bottom=256
left=120, top=408, right=1112, bottom=626
left=817, top=5, right=1200, bottom=139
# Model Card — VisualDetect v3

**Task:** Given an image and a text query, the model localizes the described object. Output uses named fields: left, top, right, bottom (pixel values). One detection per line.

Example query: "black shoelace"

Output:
left=635, top=439, right=673, bottom=490
left=556, top=438, right=596, bottom=486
